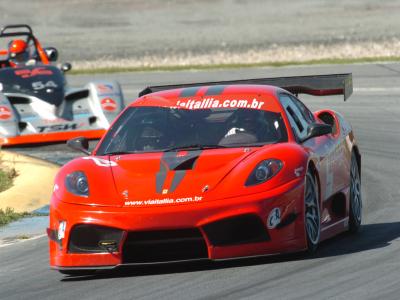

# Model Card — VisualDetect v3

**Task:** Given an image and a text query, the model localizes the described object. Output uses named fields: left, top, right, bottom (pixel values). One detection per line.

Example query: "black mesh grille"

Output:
left=202, top=214, right=270, bottom=246
left=122, top=228, right=208, bottom=263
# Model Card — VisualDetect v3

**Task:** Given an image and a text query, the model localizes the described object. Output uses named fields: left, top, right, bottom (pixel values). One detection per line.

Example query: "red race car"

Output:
left=48, top=73, right=362, bottom=275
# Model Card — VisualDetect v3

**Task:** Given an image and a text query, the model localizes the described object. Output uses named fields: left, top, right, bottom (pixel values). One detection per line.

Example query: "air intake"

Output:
left=122, top=228, right=208, bottom=263
left=202, top=214, right=270, bottom=246
left=65, top=89, right=89, bottom=101
left=68, top=224, right=123, bottom=253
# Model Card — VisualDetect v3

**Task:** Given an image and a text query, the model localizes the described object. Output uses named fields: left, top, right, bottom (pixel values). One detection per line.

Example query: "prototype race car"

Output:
left=48, top=73, right=362, bottom=275
left=0, top=24, right=124, bottom=146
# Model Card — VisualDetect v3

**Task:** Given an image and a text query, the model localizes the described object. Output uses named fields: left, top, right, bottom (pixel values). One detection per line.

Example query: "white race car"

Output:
left=0, top=24, right=124, bottom=146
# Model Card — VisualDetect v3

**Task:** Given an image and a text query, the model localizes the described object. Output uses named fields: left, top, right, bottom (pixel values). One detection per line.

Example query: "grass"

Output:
left=69, top=56, right=400, bottom=75
left=0, top=149, right=18, bottom=193
left=0, top=166, right=17, bottom=193
left=15, top=234, right=30, bottom=240
left=1, top=153, right=23, bottom=226
left=0, top=208, right=30, bottom=227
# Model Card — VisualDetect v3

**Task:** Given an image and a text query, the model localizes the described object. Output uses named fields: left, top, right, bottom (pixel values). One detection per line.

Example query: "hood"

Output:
left=0, top=65, right=65, bottom=106
left=109, top=148, right=257, bottom=207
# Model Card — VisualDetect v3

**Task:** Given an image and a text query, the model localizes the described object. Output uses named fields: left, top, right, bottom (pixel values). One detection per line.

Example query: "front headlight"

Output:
left=245, top=159, right=283, bottom=186
left=65, top=171, right=89, bottom=197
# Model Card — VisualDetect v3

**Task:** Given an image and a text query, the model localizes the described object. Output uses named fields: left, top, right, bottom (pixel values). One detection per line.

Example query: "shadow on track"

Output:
left=61, top=221, right=400, bottom=282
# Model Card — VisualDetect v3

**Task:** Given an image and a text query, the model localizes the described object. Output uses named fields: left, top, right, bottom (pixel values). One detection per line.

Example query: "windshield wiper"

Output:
left=105, top=142, right=273, bottom=155
left=231, top=142, right=275, bottom=147
left=104, top=150, right=138, bottom=156
left=163, top=144, right=228, bottom=152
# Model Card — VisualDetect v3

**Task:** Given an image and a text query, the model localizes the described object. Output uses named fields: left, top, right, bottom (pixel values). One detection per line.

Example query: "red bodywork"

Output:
left=48, top=84, right=360, bottom=271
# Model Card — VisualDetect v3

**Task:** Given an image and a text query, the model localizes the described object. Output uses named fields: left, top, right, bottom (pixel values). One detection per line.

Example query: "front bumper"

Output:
left=49, top=177, right=306, bottom=270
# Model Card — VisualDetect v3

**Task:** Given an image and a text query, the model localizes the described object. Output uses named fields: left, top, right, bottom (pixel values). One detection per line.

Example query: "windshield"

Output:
left=96, top=106, right=288, bottom=155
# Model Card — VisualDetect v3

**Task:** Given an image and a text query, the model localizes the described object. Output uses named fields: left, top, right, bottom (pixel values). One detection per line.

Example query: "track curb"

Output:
left=0, top=150, right=59, bottom=212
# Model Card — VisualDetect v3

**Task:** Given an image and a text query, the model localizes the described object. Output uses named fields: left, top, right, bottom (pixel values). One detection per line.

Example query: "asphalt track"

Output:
left=1, top=63, right=400, bottom=299
left=2, top=0, right=400, bottom=61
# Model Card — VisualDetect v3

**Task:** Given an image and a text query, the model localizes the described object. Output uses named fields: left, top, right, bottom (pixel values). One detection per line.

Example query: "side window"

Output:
left=290, top=96, right=315, bottom=123
left=279, top=94, right=310, bottom=141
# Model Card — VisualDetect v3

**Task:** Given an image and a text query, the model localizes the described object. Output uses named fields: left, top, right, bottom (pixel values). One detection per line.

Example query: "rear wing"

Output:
left=139, top=73, right=353, bottom=101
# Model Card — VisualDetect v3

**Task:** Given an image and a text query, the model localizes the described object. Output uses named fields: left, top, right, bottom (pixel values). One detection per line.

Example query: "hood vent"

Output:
left=173, top=156, right=199, bottom=170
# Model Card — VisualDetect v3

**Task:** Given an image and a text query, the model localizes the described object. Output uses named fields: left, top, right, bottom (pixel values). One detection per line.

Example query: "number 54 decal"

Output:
left=32, top=81, right=58, bottom=90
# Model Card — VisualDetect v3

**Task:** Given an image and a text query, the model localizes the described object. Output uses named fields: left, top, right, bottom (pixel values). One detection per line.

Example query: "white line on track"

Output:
left=0, top=234, right=46, bottom=248
left=354, top=87, right=400, bottom=93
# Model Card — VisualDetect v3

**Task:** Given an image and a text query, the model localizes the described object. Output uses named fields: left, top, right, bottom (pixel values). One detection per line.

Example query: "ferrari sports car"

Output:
left=0, top=24, right=124, bottom=146
left=48, top=73, right=362, bottom=275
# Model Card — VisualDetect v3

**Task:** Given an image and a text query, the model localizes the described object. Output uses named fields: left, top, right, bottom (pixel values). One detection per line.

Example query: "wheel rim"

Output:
left=305, top=173, right=320, bottom=245
left=350, top=158, right=362, bottom=223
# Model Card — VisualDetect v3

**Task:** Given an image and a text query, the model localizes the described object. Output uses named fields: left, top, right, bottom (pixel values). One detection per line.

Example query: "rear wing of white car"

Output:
left=139, top=73, right=352, bottom=101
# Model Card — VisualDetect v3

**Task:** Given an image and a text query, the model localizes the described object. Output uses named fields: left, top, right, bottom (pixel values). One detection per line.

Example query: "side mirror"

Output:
left=67, top=137, right=90, bottom=155
left=43, top=47, right=58, bottom=62
left=61, top=62, right=72, bottom=73
left=302, top=123, right=332, bottom=142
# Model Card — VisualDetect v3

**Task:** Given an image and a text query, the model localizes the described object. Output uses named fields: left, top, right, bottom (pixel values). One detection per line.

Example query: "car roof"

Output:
left=131, top=84, right=286, bottom=113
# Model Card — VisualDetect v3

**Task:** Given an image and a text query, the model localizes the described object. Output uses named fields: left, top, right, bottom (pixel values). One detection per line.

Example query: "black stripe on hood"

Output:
left=156, top=150, right=202, bottom=194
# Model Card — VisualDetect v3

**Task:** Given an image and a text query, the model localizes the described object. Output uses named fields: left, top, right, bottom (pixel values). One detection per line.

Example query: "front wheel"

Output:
left=304, top=170, right=321, bottom=253
left=349, top=152, right=362, bottom=233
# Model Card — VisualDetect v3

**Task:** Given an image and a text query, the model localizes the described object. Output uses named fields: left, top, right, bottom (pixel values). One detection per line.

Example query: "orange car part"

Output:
left=0, top=129, right=105, bottom=146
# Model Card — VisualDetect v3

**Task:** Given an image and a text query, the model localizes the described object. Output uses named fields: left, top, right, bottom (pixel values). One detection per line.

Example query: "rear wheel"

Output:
left=304, top=169, right=320, bottom=253
left=349, top=152, right=362, bottom=233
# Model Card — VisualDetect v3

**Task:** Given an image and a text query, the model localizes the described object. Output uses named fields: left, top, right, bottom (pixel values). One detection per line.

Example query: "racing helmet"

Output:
left=9, top=39, right=27, bottom=58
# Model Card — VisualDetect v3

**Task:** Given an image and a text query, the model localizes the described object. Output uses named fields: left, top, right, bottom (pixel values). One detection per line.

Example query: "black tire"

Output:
left=349, top=152, right=362, bottom=233
left=304, top=169, right=321, bottom=253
